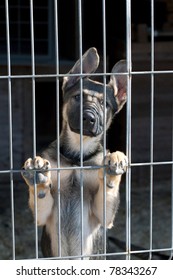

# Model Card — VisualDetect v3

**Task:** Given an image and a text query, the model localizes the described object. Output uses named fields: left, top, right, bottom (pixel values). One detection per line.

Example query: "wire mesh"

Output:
left=0, top=0, right=172, bottom=260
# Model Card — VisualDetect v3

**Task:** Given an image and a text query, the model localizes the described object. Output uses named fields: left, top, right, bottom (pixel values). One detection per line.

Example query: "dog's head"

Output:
left=62, top=47, right=127, bottom=137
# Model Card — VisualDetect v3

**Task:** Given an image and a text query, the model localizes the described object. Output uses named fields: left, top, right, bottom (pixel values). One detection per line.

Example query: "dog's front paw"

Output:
left=21, top=156, right=51, bottom=187
left=104, top=151, right=128, bottom=189
left=105, top=151, right=128, bottom=176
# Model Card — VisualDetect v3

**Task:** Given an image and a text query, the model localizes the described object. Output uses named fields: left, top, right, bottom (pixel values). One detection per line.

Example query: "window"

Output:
left=0, top=0, right=54, bottom=64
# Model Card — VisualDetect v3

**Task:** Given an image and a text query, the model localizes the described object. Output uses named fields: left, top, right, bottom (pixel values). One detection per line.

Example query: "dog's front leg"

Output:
left=21, top=156, right=54, bottom=226
left=93, top=152, right=128, bottom=228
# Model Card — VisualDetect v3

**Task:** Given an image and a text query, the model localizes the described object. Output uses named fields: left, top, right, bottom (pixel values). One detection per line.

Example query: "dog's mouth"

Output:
left=69, top=109, right=103, bottom=137
left=70, top=127, right=101, bottom=137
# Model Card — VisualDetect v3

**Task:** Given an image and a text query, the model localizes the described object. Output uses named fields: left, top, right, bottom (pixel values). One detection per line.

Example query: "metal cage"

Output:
left=0, top=0, right=172, bottom=260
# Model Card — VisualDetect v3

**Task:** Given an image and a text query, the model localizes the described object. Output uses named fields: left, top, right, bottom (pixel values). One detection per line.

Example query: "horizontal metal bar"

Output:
left=1, top=69, right=173, bottom=80
left=0, top=160, right=172, bottom=175
left=24, top=246, right=173, bottom=260
left=130, top=161, right=173, bottom=167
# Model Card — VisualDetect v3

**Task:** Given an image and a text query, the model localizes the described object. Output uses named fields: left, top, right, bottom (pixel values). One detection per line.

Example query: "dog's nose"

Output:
left=83, top=111, right=96, bottom=127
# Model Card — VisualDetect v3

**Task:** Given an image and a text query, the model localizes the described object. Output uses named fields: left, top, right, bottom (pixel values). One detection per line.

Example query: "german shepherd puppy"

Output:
left=22, top=47, right=128, bottom=259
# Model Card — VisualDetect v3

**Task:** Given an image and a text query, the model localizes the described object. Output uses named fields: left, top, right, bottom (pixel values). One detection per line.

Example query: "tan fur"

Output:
left=22, top=151, right=127, bottom=257
left=21, top=47, right=128, bottom=258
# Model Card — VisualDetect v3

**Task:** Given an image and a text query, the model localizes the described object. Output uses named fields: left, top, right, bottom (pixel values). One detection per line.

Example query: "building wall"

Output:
left=0, top=68, right=33, bottom=181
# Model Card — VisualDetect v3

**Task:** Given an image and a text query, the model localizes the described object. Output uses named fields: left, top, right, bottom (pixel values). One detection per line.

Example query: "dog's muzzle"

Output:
left=69, top=108, right=103, bottom=137
left=83, top=109, right=102, bottom=136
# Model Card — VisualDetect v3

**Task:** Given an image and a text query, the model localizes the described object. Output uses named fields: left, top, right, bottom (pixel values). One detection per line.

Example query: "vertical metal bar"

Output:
left=170, top=108, right=173, bottom=259
left=126, top=0, right=132, bottom=260
left=30, top=0, right=38, bottom=259
left=149, top=0, right=155, bottom=260
left=78, top=0, right=84, bottom=258
left=5, top=0, right=15, bottom=260
left=102, top=0, right=107, bottom=259
left=30, top=0, right=36, bottom=159
left=54, top=0, right=61, bottom=258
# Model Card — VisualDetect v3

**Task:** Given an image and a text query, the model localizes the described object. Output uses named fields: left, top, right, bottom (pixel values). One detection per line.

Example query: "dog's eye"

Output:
left=74, top=94, right=80, bottom=101
left=100, top=100, right=104, bottom=107
left=100, top=99, right=109, bottom=108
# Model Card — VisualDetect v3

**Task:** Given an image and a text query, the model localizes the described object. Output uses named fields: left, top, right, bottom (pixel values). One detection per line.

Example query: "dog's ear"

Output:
left=62, top=47, right=100, bottom=92
left=109, top=60, right=127, bottom=113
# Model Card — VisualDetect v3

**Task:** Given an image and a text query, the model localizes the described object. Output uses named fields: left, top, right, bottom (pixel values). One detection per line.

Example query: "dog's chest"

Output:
left=55, top=168, right=99, bottom=211
left=51, top=166, right=99, bottom=193
left=51, top=169, right=99, bottom=255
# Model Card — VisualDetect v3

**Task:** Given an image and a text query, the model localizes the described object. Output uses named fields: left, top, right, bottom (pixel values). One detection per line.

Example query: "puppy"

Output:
left=22, top=47, right=128, bottom=258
